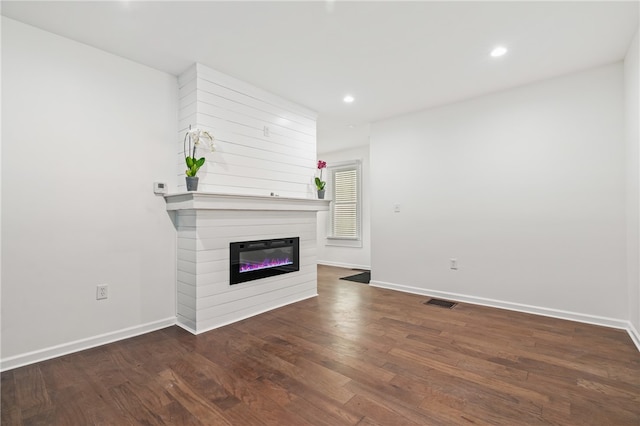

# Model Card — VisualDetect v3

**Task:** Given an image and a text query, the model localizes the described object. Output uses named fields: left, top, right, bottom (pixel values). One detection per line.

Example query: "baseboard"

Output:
left=628, top=321, right=640, bottom=351
left=192, top=292, right=318, bottom=335
left=370, top=280, right=635, bottom=343
left=4, top=288, right=637, bottom=371
left=176, top=315, right=197, bottom=335
left=317, top=260, right=371, bottom=271
left=0, top=317, right=177, bottom=372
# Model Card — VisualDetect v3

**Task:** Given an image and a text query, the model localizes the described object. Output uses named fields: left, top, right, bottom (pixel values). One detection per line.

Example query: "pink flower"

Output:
left=315, top=160, right=327, bottom=190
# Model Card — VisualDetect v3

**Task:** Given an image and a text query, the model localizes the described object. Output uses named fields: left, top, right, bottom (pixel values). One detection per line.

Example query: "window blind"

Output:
left=332, top=168, right=358, bottom=238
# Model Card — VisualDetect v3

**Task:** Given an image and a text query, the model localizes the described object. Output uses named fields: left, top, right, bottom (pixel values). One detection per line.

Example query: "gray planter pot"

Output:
left=317, top=189, right=325, bottom=199
left=186, top=176, right=199, bottom=191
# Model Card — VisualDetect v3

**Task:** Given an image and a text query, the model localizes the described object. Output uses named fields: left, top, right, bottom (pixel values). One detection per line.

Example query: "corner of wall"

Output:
left=625, top=28, right=640, bottom=334
left=627, top=321, right=640, bottom=351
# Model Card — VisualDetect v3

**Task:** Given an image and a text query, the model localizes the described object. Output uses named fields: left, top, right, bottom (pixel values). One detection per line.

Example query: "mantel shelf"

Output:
left=164, top=192, right=330, bottom=212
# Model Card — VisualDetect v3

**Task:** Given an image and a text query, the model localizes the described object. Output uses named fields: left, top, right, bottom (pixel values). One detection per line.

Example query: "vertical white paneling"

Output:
left=176, top=214, right=197, bottom=332
left=176, top=63, right=318, bottom=198
left=178, top=66, right=198, bottom=181
left=173, top=64, right=322, bottom=334
left=176, top=207, right=319, bottom=334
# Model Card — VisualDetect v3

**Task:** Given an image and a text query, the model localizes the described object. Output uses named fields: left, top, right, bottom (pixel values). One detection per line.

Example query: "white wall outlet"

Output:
left=394, top=203, right=401, bottom=212
left=450, top=258, right=458, bottom=270
left=153, top=182, right=167, bottom=195
left=263, top=126, right=270, bottom=137
left=96, top=284, right=108, bottom=300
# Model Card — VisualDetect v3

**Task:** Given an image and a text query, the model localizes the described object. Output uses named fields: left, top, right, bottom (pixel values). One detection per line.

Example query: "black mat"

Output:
left=340, top=271, right=370, bottom=284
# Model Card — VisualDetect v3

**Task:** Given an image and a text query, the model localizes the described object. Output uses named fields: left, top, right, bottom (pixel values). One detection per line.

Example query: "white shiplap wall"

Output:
left=175, top=208, right=319, bottom=333
left=177, top=63, right=318, bottom=197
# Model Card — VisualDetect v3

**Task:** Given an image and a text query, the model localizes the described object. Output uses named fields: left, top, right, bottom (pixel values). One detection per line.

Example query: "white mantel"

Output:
left=164, top=192, right=330, bottom=212
left=164, top=192, right=329, bottom=334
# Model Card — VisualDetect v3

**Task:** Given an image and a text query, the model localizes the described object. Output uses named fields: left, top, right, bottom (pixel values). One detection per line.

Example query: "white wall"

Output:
left=317, top=144, right=371, bottom=270
left=626, top=29, right=640, bottom=341
left=177, top=64, right=317, bottom=197
left=1, top=18, right=178, bottom=369
left=370, top=63, right=627, bottom=326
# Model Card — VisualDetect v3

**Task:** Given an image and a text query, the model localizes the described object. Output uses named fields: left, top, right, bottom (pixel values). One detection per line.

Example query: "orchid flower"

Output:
left=184, top=126, right=215, bottom=177
left=315, top=160, right=327, bottom=190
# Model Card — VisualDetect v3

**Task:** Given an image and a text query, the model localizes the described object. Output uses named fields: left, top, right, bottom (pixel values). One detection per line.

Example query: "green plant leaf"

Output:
left=315, top=177, right=326, bottom=190
left=187, top=161, right=199, bottom=176
left=196, top=157, right=206, bottom=168
left=186, top=157, right=194, bottom=168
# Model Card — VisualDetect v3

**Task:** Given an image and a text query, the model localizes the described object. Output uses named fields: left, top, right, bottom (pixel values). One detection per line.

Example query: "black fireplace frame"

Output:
left=229, top=237, right=300, bottom=285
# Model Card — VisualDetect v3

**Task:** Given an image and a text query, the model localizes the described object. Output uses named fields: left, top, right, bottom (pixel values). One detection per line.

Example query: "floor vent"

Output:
left=424, top=298, right=457, bottom=309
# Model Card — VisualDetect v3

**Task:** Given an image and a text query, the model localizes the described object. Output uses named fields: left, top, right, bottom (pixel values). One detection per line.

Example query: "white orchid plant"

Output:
left=183, top=126, right=215, bottom=177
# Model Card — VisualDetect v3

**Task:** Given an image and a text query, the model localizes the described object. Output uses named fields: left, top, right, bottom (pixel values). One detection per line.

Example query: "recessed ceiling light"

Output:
left=490, top=46, right=508, bottom=58
left=343, top=95, right=355, bottom=103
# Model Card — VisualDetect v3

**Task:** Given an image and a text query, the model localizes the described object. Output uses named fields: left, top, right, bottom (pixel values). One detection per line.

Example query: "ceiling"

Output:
left=2, top=1, right=638, bottom=153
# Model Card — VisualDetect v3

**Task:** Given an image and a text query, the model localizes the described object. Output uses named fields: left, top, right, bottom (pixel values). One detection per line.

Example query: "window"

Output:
left=327, top=160, right=361, bottom=246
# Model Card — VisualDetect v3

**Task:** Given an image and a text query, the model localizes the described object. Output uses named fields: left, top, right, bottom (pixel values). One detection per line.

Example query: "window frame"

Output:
left=326, top=159, right=362, bottom=247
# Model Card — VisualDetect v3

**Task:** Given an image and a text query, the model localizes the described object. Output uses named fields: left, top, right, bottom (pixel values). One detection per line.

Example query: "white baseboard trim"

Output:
left=370, top=280, right=637, bottom=347
left=627, top=322, right=640, bottom=351
left=176, top=316, right=197, bottom=335
left=0, top=317, right=177, bottom=372
left=192, top=293, right=319, bottom=335
left=318, top=260, right=371, bottom=271
left=4, top=287, right=637, bottom=371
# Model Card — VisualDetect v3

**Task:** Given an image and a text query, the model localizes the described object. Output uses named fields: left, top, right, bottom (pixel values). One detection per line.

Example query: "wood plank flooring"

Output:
left=2, top=265, right=639, bottom=425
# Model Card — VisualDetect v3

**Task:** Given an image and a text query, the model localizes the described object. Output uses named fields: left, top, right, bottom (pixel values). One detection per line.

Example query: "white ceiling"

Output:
left=2, top=1, right=638, bottom=153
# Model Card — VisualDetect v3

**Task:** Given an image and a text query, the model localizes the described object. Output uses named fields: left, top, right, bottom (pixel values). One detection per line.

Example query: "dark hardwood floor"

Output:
left=2, top=265, right=639, bottom=425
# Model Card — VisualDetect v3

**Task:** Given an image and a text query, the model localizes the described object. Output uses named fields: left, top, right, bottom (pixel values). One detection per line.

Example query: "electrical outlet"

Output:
left=96, top=284, right=108, bottom=300
left=450, top=258, right=458, bottom=270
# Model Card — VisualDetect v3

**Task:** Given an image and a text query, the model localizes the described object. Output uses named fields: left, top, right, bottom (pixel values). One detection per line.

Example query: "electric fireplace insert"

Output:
left=230, top=237, right=299, bottom=285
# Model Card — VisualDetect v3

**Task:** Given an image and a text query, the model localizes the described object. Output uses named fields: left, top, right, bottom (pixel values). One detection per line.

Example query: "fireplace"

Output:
left=165, top=193, right=329, bottom=333
left=230, top=237, right=300, bottom=285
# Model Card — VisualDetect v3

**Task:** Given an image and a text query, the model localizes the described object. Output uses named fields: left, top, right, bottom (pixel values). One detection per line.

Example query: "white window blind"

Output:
left=329, top=161, right=361, bottom=241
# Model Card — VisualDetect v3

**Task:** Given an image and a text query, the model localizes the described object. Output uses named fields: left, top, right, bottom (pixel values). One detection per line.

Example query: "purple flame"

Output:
left=240, top=258, right=292, bottom=273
